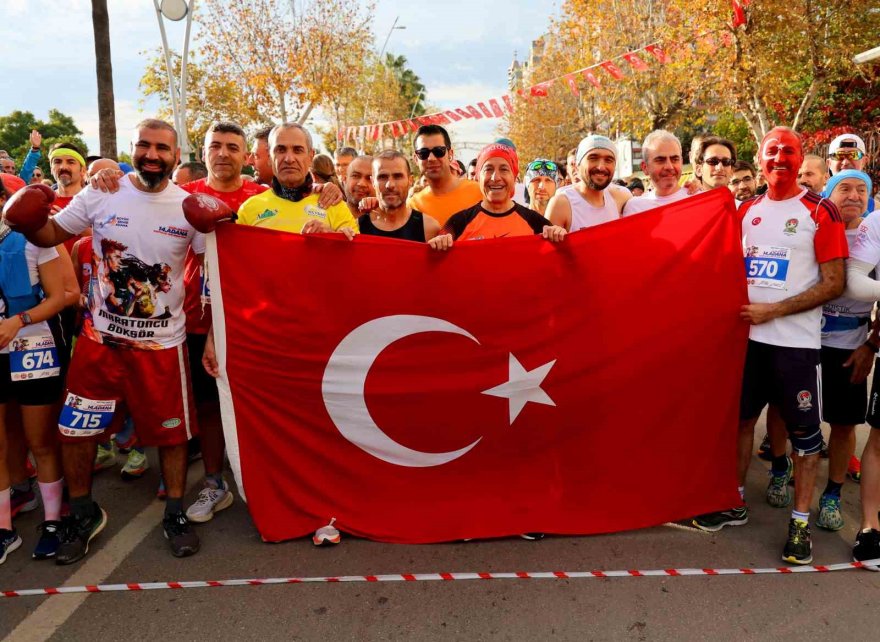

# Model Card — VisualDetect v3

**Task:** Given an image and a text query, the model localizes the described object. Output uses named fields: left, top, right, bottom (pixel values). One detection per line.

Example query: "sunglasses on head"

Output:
left=702, top=157, right=735, bottom=167
left=414, top=146, right=448, bottom=160
left=829, top=149, right=864, bottom=161
left=528, top=160, right=557, bottom=172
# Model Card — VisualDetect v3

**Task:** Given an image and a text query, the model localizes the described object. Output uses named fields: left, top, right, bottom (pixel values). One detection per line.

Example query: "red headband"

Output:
left=476, top=144, right=519, bottom=197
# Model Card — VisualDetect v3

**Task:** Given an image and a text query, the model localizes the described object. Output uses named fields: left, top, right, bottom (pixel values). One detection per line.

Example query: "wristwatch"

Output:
left=17, top=312, right=32, bottom=327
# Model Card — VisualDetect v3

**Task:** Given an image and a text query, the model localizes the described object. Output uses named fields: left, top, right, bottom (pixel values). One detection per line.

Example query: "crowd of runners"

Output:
left=0, top=114, right=879, bottom=571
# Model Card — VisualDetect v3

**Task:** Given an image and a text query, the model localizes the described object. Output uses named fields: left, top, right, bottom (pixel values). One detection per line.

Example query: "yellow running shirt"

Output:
left=407, top=180, right=482, bottom=227
left=237, top=190, right=358, bottom=234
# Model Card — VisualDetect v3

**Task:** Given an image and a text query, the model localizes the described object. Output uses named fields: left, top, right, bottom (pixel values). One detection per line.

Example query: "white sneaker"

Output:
left=312, top=518, right=341, bottom=546
left=185, top=480, right=233, bottom=523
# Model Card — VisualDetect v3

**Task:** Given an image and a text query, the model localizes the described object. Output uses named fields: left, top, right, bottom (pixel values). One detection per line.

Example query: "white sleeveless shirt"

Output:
left=562, top=186, right=620, bottom=231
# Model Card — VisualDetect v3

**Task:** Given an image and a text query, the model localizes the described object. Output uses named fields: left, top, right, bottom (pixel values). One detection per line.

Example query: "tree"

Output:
left=0, top=109, right=87, bottom=174
left=91, top=0, right=117, bottom=160
left=197, top=0, right=374, bottom=124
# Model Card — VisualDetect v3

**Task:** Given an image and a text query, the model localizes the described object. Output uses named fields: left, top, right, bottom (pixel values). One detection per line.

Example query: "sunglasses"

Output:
left=829, top=150, right=864, bottom=161
left=528, top=160, right=557, bottom=172
left=702, top=157, right=735, bottom=167
left=414, top=146, right=448, bottom=160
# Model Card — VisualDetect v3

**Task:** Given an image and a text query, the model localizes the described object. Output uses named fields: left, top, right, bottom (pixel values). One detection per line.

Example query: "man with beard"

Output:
left=523, top=159, right=558, bottom=217
left=730, top=160, right=758, bottom=205
left=357, top=150, right=440, bottom=242
left=47, top=142, right=87, bottom=212
left=798, top=154, right=827, bottom=194
left=343, top=155, right=374, bottom=219
left=623, top=130, right=689, bottom=216
left=4, top=118, right=206, bottom=563
left=693, top=127, right=847, bottom=567
left=546, top=135, right=629, bottom=231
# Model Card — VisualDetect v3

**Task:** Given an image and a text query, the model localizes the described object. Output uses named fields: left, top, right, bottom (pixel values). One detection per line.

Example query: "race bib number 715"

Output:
left=59, top=394, right=116, bottom=438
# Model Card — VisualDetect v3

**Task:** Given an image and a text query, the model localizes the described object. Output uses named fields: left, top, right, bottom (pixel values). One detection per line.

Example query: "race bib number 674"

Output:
left=745, top=245, right=791, bottom=289
left=59, top=393, right=116, bottom=438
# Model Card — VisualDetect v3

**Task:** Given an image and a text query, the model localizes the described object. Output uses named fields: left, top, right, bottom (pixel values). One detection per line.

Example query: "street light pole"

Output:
left=379, top=16, right=406, bottom=60
left=153, top=0, right=195, bottom=159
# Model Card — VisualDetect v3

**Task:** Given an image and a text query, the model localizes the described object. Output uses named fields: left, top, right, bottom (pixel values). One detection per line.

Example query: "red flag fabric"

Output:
left=391, top=121, right=402, bottom=138
left=455, top=108, right=472, bottom=119
left=529, top=82, right=551, bottom=97
left=623, top=52, right=649, bottom=71
left=732, top=0, right=747, bottom=27
left=445, top=110, right=462, bottom=122
left=582, top=68, right=602, bottom=88
left=434, top=112, right=451, bottom=125
left=488, top=99, right=504, bottom=117
left=564, top=73, right=580, bottom=96
left=477, top=102, right=493, bottom=117
left=601, top=60, right=625, bottom=80
left=501, top=94, right=514, bottom=113
left=466, top=105, right=483, bottom=119
left=644, top=44, right=672, bottom=64
left=209, top=189, right=747, bottom=544
left=406, top=119, right=420, bottom=132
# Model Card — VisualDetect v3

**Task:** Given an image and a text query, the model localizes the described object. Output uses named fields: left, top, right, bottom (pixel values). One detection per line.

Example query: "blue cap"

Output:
left=493, top=137, right=517, bottom=151
left=823, top=169, right=872, bottom=212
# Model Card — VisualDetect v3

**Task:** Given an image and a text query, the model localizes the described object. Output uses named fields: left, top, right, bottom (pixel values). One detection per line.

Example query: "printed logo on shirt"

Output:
left=304, top=204, right=327, bottom=219
left=257, top=209, right=277, bottom=221
left=155, top=225, right=189, bottom=239
left=751, top=217, right=762, bottom=225
left=784, top=218, right=799, bottom=235
left=99, top=213, right=129, bottom=228
left=161, top=418, right=182, bottom=429
left=796, top=390, right=812, bottom=411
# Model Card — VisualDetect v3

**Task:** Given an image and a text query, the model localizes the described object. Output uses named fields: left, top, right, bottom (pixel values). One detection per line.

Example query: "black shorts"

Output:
left=820, top=346, right=867, bottom=425
left=740, top=340, right=822, bottom=427
left=187, top=333, right=218, bottom=404
left=0, top=353, right=65, bottom=406
left=865, top=358, right=880, bottom=430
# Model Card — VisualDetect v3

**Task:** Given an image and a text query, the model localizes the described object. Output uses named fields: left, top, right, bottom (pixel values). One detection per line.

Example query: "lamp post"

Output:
left=379, top=16, right=406, bottom=59
left=153, top=0, right=195, bottom=159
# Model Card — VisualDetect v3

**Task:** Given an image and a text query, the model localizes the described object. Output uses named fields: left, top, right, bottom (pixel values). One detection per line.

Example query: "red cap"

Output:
left=476, top=144, right=519, bottom=197
left=1, top=173, right=27, bottom=195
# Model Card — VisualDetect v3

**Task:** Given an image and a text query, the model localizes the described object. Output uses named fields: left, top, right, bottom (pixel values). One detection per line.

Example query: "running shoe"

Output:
left=0, top=528, right=22, bottom=565
left=163, top=512, right=200, bottom=557
left=186, top=479, right=233, bottom=523
left=120, top=449, right=149, bottom=480
left=782, top=518, right=812, bottom=565
left=32, top=520, right=62, bottom=560
left=114, top=417, right=137, bottom=453
left=816, top=493, right=844, bottom=531
left=55, top=504, right=108, bottom=565
left=848, top=456, right=862, bottom=483
left=692, top=506, right=749, bottom=531
left=766, top=457, right=793, bottom=508
left=853, top=528, right=880, bottom=570
left=93, top=443, right=116, bottom=472
left=11, top=484, right=39, bottom=518
left=520, top=532, right=546, bottom=541
left=312, top=518, right=341, bottom=546
left=757, top=434, right=772, bottom=462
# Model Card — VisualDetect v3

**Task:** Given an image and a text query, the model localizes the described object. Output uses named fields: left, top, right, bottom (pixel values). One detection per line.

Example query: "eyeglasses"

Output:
left=528, top=160, right=557, bottom=172
left=829, top=149, right=864, bottom=161
left=701, top=157, right=735, bottom=167
left=414, top=146, right=448, bottom=160
left=730, top=176, right=754, bottom=186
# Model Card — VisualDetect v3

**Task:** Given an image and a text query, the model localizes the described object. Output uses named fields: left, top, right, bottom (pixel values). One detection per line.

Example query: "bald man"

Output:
left=798, top=154, right=827, bottom=194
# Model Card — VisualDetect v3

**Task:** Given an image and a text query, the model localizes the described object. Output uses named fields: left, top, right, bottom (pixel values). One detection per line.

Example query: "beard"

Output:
left=587, top=173, right=611, bottom=190
left=134, top=157, right=171, bottom=189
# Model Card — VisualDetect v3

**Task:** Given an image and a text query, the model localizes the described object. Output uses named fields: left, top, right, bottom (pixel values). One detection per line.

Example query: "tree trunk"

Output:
left=91, top=0, right=117, bottom=160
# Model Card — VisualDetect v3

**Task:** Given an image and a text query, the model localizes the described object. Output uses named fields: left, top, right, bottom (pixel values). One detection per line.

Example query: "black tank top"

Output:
left=358, top=211, right=426, bottom=242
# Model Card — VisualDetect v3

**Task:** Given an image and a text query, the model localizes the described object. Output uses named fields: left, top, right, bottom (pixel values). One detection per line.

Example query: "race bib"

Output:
left=745, top=246, right=791, bottom=289
left=9, top=333, right=60, bottom=381
left=58, top=393, right=116, bottom=438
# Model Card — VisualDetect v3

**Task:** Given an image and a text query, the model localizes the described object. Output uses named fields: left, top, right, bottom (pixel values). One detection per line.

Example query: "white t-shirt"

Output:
left=0, top=241, right=59, bottom=355
left=821, top=226, right=873, bottom=350
left=622, top=188, right=690, bottom=216
left=54, top=177, right=206, bottom=350
left=740, top=190, right=847, bottom=349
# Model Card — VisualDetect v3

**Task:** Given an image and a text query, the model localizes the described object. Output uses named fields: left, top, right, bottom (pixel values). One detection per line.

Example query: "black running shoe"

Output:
left=519, top=532, right=545, bottom=541
left=33, top=520, right=62, bottom=560
left=163, top=511, right=200, bottom=557
left=782, top=519, right=812, bottom=565
left=55, top=505, right=107, bottom=565
left=692, top=506, right=748, bottom=532
left=853, top=528, right=880, bottom=571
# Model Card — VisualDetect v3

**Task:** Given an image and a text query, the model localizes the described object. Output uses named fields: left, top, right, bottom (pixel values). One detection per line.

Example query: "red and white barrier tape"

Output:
left=3, top=559, right=877, bottom=598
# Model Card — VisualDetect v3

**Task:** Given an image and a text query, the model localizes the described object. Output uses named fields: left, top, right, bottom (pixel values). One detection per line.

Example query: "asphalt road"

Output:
left=2, top=413, right=880, bottom=641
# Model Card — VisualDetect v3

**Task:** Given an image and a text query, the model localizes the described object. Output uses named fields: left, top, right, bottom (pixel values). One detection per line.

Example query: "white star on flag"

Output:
left=482, top=353, right=556, bottom=424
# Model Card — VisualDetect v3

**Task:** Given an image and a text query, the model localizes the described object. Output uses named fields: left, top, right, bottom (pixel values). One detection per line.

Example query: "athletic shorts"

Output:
left=0, top=318, right=69, bottom=406
left=58, top=336, right=198, bottom=447
left=865, top=358, right=880, bottom=430
left=740, top=340, right=822, bottom=427
left=820, top=345, right=867, bottom=426
left=186, top=333, right=218, bottom=404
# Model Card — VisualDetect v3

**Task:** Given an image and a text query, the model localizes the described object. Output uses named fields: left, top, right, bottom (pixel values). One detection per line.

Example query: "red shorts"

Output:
left=58, top=337, right=198, bottom=447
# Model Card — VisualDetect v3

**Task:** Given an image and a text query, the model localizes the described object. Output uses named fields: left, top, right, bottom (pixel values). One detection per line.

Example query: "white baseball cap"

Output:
left=828, top=133, right=866, bottom=155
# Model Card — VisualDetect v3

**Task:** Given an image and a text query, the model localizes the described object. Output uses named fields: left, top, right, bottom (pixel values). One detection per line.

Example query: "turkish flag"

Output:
left=623, top=52, right=649, bottom=71
left=601, top=60, right=625, bottom=80
left=645, top=44, right=672, bottom=64
left=208, top=189, right=747, bottom=543
left=582, top=68, right=602, bottom=88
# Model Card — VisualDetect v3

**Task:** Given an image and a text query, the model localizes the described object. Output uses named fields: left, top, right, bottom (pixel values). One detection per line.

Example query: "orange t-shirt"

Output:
left=408, top=179, right=482, bottom=226
left=442, top=203, right=549, bottom=241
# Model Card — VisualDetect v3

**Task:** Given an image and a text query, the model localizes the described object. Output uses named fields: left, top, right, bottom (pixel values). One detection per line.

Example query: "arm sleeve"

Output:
left=18, top=149, right=41, bottom=184
left=191, top=232, right=206, bottom=255
left=844, top=258, right=880, bottom=302
left=812, top=202, right=848, bottom=263
left=53, top=189, right=95, bottom=236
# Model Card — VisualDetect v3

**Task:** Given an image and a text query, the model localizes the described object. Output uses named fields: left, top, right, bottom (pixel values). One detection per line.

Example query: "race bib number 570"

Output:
left=59, top=394, right=116, bottom=438
left=745, top=245, right=791, bottom=289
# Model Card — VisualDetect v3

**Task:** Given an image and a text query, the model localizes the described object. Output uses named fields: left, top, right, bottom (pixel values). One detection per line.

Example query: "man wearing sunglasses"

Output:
left=826, top=134, right=877, bottom=213
left=695, top=137, right=737, bottom=191
left=523, top=159, right=558, bottom=217
left=408, top=125, right=482, bottom=227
